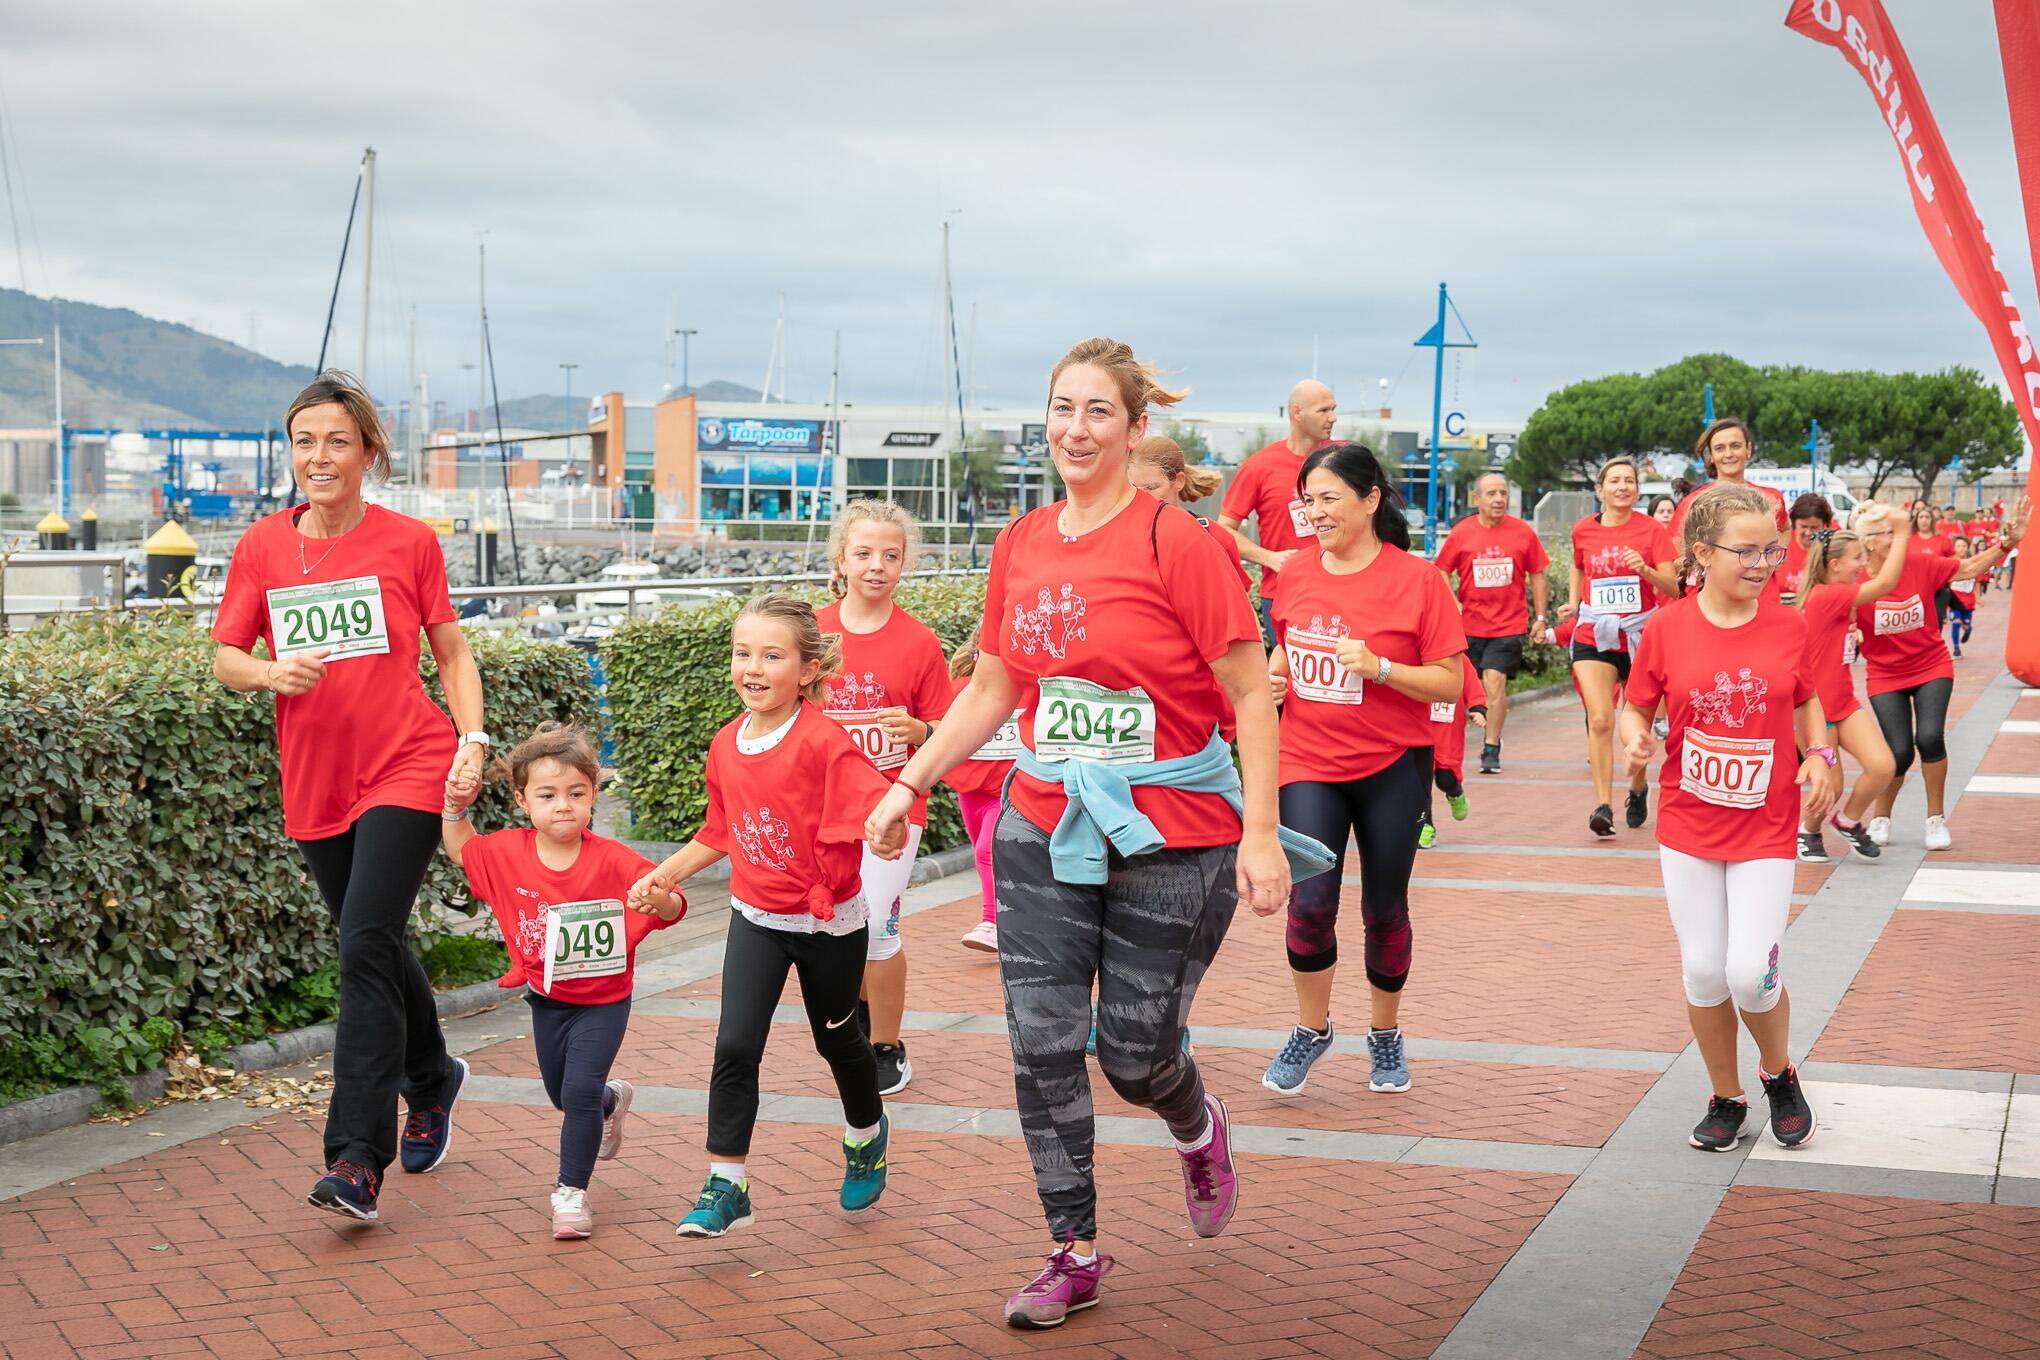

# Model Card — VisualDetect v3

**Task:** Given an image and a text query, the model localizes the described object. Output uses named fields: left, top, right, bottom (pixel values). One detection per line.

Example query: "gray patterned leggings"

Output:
left=992, top=804, right=1239, bottom=1243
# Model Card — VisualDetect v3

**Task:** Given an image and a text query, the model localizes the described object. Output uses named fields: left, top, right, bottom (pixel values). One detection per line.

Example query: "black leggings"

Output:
left=1869, top=676, right=1954, bottom=777
left=1279, top=746, right=1431, bottom=989
left=295, top=806, right=451, bottom=1176
left=526, top=992, right=629, bottom=1189
left=707, top=911, right=880, bottom=1158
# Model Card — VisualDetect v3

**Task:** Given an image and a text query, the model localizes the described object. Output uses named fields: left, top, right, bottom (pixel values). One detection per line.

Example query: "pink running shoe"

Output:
left=598, top=1080, right=634, bottom=1161
left=1179, top=1093, right=1239, bottom=1238
left=1004, top=1248, right=1114, bottom=1329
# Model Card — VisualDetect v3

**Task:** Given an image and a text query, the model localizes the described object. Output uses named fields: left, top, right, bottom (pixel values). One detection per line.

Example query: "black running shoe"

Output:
left=1625, top=787, right=1649, bottom=829
left=308, top=1160, right=381, bottom=1221
left=1829, top=815, right=1881, bottom=860
left=873, top=1041, right=912, bottom=1096
left=1796, top=830, right=1829, bottom=864
left=1689, top=1095, right=1750, bottom=1152
left=1588, top=803, right=1615, bottom=838
left=1761, top=1063, right=1817, bottom=1148
left=399, top=1056, right=469, bottom=1174
left=1479, top=744, right=1501, bottom=775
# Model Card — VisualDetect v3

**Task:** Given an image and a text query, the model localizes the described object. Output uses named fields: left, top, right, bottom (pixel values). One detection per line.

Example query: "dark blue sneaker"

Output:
left=1262, top=1022, right=1335, bottom=1096
left=840, top=1112, right=889, bottom=1212
left=676, top=1174, right=754, bottom=1237
left=399, top=1056, right=469, bottom=1174
left=307, top=1160, right=380, bottom=1222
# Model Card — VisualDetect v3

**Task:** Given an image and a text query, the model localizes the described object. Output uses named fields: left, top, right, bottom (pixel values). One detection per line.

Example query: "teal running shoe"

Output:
left=675, top=1173, right=753, bottom=1238
left=840, top=1113, right=889, bottom=1212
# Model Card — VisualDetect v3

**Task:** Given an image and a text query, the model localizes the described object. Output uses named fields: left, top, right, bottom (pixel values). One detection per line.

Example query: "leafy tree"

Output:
left=1160, top=421, right=1216, bottom=465
left=1842, top=368, right=2022, bottom=501
left=950, top=430, right=1007, bottom=513
left=1508, top=371, right=1654, bottom=491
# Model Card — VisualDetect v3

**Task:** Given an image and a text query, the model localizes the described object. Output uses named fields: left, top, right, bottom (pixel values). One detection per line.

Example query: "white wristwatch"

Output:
left=459, top=731, right=492, bottom=749
left=1375, top=657, right=1393, bottom=685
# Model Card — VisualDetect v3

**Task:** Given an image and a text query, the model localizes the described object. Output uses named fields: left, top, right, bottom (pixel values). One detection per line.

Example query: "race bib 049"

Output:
left=970, top=710, right=1024, bottom=762
left=1588, top=574, right=1642, bottom=614
left=265, top=575, right=390, bottom=660
left=1471, top=559, right=1515, bottom=589
left=1873, top=595, right=1926, bottom=636
left=1032, top=677, right=1156, bottom=764
left=1681, top=732, right=1774, bottom=811
left=541, top=899, right=627, bottom=993
left=1286, top=629, right=1363, bottom=706
left=826, top=710, right=908, bottom=771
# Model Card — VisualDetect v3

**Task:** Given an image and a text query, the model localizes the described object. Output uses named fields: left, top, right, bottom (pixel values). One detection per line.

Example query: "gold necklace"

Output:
left=297, top=506, right=361, bottom=575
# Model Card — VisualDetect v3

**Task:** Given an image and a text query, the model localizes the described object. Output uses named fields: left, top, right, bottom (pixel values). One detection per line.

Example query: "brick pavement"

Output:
left=7, top=591, right=2038, bottom=1357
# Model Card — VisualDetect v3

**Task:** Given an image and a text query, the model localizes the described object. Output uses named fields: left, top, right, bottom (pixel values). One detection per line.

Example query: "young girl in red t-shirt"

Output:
left=818, top=499, right=952, bottom=1096
left=441, top=725, right=685, bottom=1240
left=1418, top=655, right=1487, bottom=849
left=940, top=627, right=1016, bottom=954
left=630, top=593, right=904, bottom=1240
left=1621, top=484, right=1840, bottom=1156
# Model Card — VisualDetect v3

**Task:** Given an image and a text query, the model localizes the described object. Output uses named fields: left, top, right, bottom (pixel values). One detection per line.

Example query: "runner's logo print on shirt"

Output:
left=1010, top=584, right=1088, bottom=659
left=1586, top=545, right=1633, bottom=577
left=1689, top=669, right=1770, bottom=730
left=827, top=671, right=890, bottom=709
left=731, top=806, right=796, bottom=870
left=510, top=903, right=548, bottom=960
left=1301, top=612, right=1350, bottom=639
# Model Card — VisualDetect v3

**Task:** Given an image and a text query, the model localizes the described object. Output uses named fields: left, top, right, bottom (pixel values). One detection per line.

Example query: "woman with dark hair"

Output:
left=212, top=371, right=488, bottom=1222
left=1670, top=419, right=1789, bottom=543
left=1261, top=443, right=1466, bottom=1098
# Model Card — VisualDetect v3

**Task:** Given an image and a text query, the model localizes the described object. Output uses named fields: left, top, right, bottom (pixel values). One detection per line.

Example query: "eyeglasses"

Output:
left=1704, top=541, right=1789, bottom=568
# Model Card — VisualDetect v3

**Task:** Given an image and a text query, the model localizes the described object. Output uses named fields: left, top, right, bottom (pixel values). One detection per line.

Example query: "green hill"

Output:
left=0, top=287, right=314, bottom=430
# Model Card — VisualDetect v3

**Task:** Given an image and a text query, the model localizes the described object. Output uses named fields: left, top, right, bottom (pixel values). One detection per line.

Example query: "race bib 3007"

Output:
left=1286, top=630, right=1363, bottom=706
left=1682, top=732, right=1773, bottom=811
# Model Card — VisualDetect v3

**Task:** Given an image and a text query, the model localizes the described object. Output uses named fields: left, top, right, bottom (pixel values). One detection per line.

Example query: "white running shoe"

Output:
left=1867, top=816, right=1891, bottom=847
left=551, top=1184, right=593, bottom=1240
left=1923, top=815, right=1952, bottom=851
left=598, top=1079, right=634, bottom=1160
left=959, top=920, right=998, bottom=953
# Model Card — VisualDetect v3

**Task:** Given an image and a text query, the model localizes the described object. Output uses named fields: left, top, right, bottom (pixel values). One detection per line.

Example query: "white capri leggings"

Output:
left=859, top=823, right=922, bottom=962
left=1659, top=846, right=1793, bottom=1014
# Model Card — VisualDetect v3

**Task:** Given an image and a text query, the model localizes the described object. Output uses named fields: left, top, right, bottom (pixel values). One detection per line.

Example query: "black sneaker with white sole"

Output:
left=1625, top=787, right=1649, bottom=829
left=1588, top=803, right=1615, bottom=838
left=1796, top=830, right=1829, bottom=863
left=308, top=1160, right=381, bottom=1221
left=1760, top=1063, right=1817, bottom=1148
left=873, top=1041, right=912, bottom=1096
left=399, top=1055, right=469, bottom=1174
left=1689, top=1095, right=1750, bottom=1152
left=1829, top=815, right=1881, bottom=860
left=1479, top=744, right=1501, bottom=775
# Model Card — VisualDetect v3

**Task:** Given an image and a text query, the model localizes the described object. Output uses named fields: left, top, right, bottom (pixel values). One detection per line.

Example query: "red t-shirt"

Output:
left=1856, top=553, right=1959, bottom=694
left=1908, top=532, right=1957, bottom=559
left=1428, top=656, right=1489, bottom=772
left=980, top=494, right=1260, bottom=846
left=1668, top=480, right=1790, bottom=541
left=1434, top=514, right=1550, bottom=639
left=212, top=504, right=459, bottom=840
left=1778, top=537, right=1810, bottom=601
left=1220, top=439, right=1324, bottom=600
left=459, top=829, right=676, bottom=1005
left=1799, top=581, right=1862, bottom=724
left=697, top=703, right=896, bottom=918
left=937, top=671, right=1015, bottom=798
left=816, top=601, right=952, bottom=828
left=1204, top=515, right=1253, bottom=593
left=1951, top=576, right=1978, bottom=606
left=1570, top=513, right=1678, bottom=647
left=1627, top=597, right=1813, bottom=862
left=1272, top=544, right=1467, bottom=784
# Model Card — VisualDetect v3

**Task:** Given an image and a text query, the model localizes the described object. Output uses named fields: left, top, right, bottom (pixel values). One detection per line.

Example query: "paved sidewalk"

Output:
left=6, top=600, right=2040, bottom=1358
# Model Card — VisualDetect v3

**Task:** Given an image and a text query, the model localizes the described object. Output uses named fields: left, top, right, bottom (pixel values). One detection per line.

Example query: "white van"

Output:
left=1741, top=468, right=1859, bottom=521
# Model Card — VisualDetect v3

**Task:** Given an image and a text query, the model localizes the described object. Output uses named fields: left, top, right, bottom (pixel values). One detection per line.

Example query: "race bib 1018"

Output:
left=265, top=575, right=390, bottom=660
left=1032, top=677, right=1156, bottom=764
left=1588, top=574, right=1642, bottom=614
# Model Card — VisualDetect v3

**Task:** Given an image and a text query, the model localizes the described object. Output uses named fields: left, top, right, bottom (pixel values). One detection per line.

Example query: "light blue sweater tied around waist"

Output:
left=1014, top=728, right=1338, bottom=886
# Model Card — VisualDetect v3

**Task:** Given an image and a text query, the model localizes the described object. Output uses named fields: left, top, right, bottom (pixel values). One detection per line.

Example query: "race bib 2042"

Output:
left=1032, top=677, right=1156, bottom=764
left=265, top=575, right=390, bottom=660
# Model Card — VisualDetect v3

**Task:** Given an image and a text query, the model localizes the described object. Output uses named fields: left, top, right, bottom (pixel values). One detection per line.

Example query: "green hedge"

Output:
left=604, top=576, right=986, bottom=850
left=0, top=613, right=595, bottom=1098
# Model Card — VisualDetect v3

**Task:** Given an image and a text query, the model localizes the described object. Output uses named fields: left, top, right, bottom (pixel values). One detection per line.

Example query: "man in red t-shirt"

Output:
left=1432, top=472, right=1548, bottom=773
left=1219, top=379, right=1337, bottom=643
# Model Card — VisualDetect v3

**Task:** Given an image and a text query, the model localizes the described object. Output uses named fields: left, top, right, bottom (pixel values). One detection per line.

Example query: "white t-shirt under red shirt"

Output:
left=816, top=600, right=952, bottom=828
left=1220, top=438, right=1324, bottom=601
left=1627, top=596, right=1813, bottom=862
left=211, top=503, right=459, bottom=840
left=1433, top=514, right=1549, bottom=639
left=980, top=492, right=1260, bottom=848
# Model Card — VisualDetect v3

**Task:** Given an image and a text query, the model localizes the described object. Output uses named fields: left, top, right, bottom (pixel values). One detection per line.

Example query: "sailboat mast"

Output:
left=358, top=146, right=375, bottom=382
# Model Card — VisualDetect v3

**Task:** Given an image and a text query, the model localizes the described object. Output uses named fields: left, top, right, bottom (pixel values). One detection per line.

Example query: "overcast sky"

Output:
left=1, top=1, right=2034, bottom=428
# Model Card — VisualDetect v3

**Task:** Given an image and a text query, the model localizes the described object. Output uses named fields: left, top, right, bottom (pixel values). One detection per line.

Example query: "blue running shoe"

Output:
left=1367, top=1027, right=1411, bottom=1093
left=1085, top=1007, right=1098, bottom=1057
left=307, top=1160, right=380, bottom=1222
left=840, top=1113, right=889, bottom=1212
left=399, top=1056, right=469, bottom=1174
left=676, top=1174, right=754, bottom=1238
left=1261, top=1022, right=1335, bottom=1096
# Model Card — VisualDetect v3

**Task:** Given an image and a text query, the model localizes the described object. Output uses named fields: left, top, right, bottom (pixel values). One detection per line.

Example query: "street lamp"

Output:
left=670, top=328, right=698, bottom=396
left=560, top=362, right=579, bottom=465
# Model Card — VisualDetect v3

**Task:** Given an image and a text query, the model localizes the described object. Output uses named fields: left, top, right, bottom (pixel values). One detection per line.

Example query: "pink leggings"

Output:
left=958, top=789, right=1001, bottom=923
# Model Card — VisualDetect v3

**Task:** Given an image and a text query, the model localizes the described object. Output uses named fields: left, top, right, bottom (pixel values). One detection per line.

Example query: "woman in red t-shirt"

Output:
left=1779, top=492, right=1834, bottom=604
left=865, top=338, right=1282, bottom=1330
left=1621, top=483, right=1840, bottom=1155
left=938, top=627, right=1015, bottom=954
left=630, top=593, right=903, bottom=1240
left=817, top=499, right=952, bottom=1097
left=1559, top=456, right=1678, bottom=837
left=1265, top=445, right=1467, bottom=1097
left=1790, top=505, right=1908, bottom=863
left=441, top=725, right=684, bottom=1240
left=1857, top=495, right=2030, bottom=851
left=210, top=372, right=488, bottom=1224
left=1131, top=434, right=1251, bottom=595
left=1417, top=654, right=1487, bottom=849
left=1666, top=418, right=1791, bottom=543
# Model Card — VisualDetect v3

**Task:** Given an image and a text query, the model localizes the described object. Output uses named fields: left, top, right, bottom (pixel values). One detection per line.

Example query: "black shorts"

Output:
left=1465, top=633, right=1526, bottom=680
left=1569, top=638, right=1631, bottom=683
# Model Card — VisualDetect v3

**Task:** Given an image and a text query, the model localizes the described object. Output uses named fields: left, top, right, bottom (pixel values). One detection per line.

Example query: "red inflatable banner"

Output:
left=1785, top=0, right=2040, bottom=680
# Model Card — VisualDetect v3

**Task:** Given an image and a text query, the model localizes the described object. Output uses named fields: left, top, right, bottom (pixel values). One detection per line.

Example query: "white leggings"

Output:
left=859, top=823, right=921, bottom=962
left=1659, top=846, right=1793, bottom=1013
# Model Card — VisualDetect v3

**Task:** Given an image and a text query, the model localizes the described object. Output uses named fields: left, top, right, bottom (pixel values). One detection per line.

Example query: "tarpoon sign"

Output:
left=697, top=418, right=825, bottom=454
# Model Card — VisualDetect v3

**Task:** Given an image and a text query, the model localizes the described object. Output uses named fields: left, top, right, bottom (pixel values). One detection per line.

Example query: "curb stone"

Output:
left=0, top=1069, right=166, bottom=1148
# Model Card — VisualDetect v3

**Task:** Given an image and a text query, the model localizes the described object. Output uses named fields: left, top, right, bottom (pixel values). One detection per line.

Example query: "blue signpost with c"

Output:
left=1414, top=282, right=1477, bottom=556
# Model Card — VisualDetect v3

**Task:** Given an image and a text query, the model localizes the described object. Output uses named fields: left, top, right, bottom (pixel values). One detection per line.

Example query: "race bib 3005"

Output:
left=1681, top=732, right=1774, bottom=811
left=1032, top=677, right=1156, bottom=764
left=1588, top=574, right=1642, bottom=614
left=1873, top=595, right=1926, bottom=636
left=826, top=710, right=908, bottom=771
left=1286, top=629, right=1363, bottom=706
left=265, top=575, right=390, bottom=660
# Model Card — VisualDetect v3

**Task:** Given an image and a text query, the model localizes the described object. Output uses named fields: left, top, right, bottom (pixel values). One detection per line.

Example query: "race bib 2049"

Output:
left=541, top=899, right=627, bottom=993
left=265, top=575, right=390, bottom=660
left=1032, top=677, right=1156, bottom=764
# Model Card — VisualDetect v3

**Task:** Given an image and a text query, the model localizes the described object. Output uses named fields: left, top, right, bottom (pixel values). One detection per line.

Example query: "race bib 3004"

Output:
left=1588, top=574, right=1643, bottom=614
left=542, top=899, right=627, bottom=993
left=1286, top=629, right=1363, bottom=706
left=1681, top=731, right=1774, bottom=811
left=265, top=575, right=390, bottom=660
left=1431, top=701, right=1457, bottom=723
left=826, top=710, right=908, bottom=771
left=1032, top=677, right=1156, bottom=764
left=1471, top=559, right=1515, bottom=589
left=1873, top=595, right=1926, bottom=636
